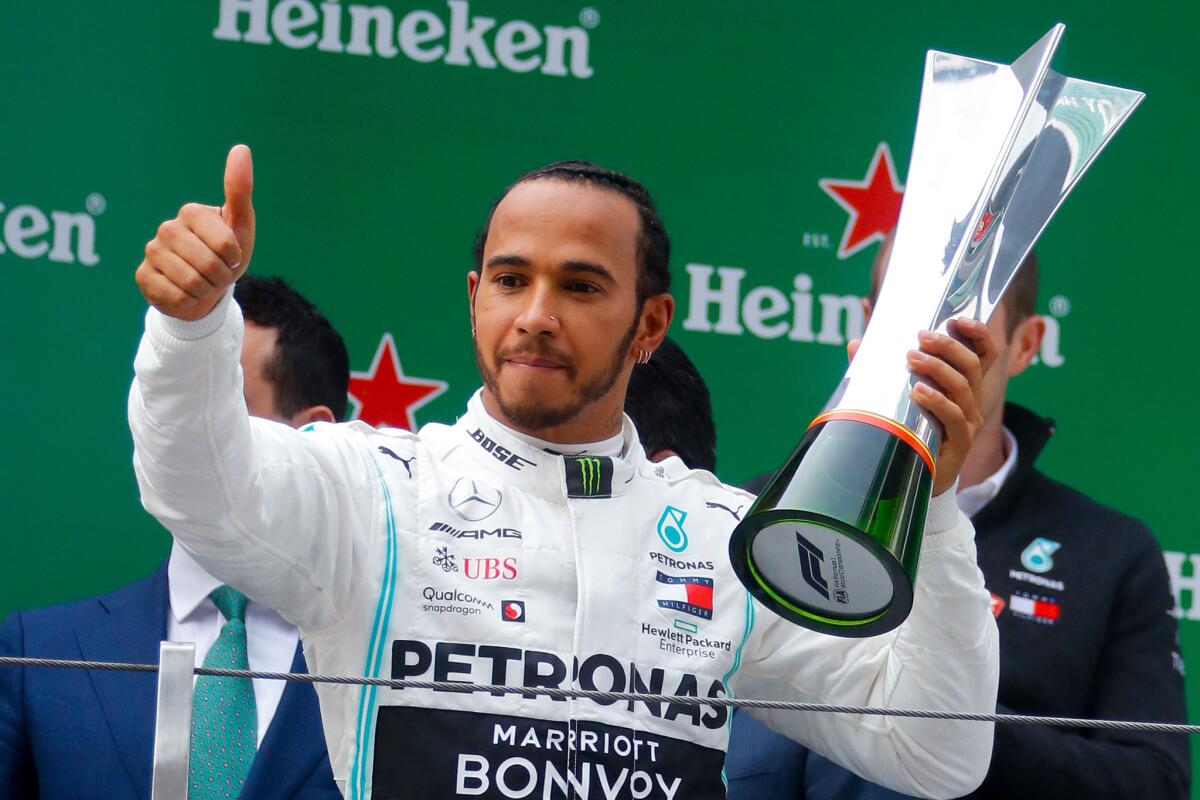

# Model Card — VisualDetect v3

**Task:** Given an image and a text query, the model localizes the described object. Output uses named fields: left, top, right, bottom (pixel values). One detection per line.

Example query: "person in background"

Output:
left=624, top=336, right=718, bottom=471
left=727, top=239, right=1190, bottom=800
left=0, top=276, right=346, bottom=799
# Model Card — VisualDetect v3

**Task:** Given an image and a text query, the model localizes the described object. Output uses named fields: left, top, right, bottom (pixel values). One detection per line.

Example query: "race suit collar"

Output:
left=494, top=415, right=624, bottom=459
left=458, top=389, right=641, bottom=500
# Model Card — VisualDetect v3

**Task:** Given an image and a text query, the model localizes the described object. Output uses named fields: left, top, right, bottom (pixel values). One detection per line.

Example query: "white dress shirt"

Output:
left=956, top=427, right=1018, bottom=519
left=167, top=542, right=300, bottom=746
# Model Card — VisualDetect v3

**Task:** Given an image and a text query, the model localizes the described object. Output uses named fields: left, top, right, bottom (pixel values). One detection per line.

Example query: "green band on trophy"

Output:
left=730, top=419, right=926, bottom=637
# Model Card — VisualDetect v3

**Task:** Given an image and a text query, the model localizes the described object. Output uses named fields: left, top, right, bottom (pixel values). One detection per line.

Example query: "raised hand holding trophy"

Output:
left=730, top=24, right=1142, bottom=636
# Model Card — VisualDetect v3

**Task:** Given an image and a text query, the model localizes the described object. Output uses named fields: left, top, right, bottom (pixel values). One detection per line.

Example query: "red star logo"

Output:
left=347, top=333, right=448, bottom=430
left=819, top=142, right=905, bottom=260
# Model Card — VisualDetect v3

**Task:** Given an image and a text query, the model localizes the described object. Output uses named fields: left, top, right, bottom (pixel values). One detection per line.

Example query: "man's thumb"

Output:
left=222, top=144, right=255, bottom=233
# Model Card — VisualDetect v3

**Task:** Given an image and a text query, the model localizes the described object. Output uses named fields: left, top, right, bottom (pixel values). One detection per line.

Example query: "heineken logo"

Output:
left=213, top=0, right=596, bottom=79
left=681, top=262, right=1067, bottom=367
left=564, top=455, right=612, bottom=499
left=0, top=193, right=102, bottom=266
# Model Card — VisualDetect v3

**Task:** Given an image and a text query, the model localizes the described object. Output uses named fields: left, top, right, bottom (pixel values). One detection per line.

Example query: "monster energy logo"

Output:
left=579, top=457, right=602, bottom=495
left=565, top=455, right=612, bottom=499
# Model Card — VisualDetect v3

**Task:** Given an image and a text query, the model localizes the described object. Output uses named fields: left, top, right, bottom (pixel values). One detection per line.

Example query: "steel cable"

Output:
left=0, top=655, right=1195, bottom=734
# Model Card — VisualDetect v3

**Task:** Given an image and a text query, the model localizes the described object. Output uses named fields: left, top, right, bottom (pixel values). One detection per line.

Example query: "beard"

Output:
left=474, top=316, right=639, bottom=433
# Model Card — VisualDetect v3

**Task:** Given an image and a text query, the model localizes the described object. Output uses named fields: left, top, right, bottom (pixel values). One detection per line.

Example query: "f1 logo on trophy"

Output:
left=730, top=24, right=1142, bottom=636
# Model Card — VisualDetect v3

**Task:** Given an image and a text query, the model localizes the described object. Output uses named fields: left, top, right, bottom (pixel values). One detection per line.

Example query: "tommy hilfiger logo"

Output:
left=1009, top=592, right=1059, bottom=625
left=655, top=572, right=714, bottom=620
left=565, top=455, right=613, bottom=498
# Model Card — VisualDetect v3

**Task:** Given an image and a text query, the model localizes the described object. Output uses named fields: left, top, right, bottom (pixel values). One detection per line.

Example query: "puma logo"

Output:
left=378, top=446, right=415, bottom=478
left=705, top=501, right=744, bottom=521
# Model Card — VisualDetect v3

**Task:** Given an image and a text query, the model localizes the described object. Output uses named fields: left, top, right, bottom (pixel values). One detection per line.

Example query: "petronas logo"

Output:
left=579, top=457, right=602, bottom=496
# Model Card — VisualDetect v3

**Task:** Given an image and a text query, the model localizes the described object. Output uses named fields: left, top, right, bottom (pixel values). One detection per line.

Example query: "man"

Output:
left=727, top=242, right=1190, bottom=799
left=128, top=144, right=1000, bottom=799
left=624, top=337, right=718, bottom=472
left=0, top=275, right=345, bottom=799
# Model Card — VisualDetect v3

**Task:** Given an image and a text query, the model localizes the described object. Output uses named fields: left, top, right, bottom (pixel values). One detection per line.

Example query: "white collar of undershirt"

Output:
left=956, top=426, right=1019, bottom=519
left=167, top=542, right=225, bottom=624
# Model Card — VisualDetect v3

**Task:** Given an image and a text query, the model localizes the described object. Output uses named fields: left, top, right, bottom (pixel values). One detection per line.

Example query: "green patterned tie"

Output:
left=189, top=586, right=258, bottom=799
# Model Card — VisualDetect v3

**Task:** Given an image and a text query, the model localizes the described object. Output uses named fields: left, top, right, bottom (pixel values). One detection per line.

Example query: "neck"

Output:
left=480, top=389, right=625, bottom=445
left=958, top=407, right=1008, bottom=490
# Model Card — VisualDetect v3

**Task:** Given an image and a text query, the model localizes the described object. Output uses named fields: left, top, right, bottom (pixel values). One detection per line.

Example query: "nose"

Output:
left=514, top=285, right=561, bottom=337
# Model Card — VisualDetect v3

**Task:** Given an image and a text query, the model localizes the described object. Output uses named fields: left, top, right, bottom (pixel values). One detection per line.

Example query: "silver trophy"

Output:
left=730, top=24, right=1142, bottom=636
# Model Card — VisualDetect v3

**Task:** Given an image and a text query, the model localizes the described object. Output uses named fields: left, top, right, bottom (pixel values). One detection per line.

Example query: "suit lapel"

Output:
left=74, top=561, right=169, bottom=799
left=239, top=644, right=332, bottom=799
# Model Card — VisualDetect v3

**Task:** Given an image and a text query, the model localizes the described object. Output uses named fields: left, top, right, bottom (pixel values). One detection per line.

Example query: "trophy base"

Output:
left=730, top=417, right=932, bottom=637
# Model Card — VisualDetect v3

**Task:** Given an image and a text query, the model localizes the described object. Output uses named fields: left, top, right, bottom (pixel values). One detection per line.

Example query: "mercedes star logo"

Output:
left=448, top=477, right=502, bottom=521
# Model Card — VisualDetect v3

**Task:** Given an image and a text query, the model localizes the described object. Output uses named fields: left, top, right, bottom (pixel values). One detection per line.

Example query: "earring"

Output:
left=637, top=348, right=652, bottom=365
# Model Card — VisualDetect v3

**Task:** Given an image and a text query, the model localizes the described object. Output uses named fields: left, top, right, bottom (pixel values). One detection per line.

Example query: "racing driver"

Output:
left=129, top=145, right=1000, bottom=799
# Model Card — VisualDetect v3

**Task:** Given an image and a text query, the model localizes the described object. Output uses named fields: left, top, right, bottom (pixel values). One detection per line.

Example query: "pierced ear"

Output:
left=636, top=293, right=675, bottom=352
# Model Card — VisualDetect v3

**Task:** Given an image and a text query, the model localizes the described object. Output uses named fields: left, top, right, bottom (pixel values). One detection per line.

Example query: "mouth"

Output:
left=504, top=355, right=567, bottom=371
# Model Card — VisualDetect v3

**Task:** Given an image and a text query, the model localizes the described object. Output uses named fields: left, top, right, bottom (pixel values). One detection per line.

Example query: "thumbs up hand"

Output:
left=136, top=145, right=256, bottom=321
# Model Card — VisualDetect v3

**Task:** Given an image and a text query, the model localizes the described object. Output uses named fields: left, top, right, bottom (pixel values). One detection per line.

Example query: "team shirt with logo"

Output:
left=964, top=404, right=1190, bottom=798
left=130, top=295, right=1000, bottom=800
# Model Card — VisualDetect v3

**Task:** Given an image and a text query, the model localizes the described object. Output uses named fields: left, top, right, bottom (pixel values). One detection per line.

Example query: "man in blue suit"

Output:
left=0, top=276, right=349, bottom=799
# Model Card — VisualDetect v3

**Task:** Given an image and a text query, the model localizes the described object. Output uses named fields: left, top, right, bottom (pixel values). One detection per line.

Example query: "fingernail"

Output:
left=917, top=330, right=935, bottom=341
left=908, top=350, right=927, bottom=361
left=230, top=260, right=240, bottom=270
left=915, top=383, right=931, bottom=395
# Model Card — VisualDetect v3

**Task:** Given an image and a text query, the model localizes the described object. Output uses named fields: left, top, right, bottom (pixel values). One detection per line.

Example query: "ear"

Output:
left=1006, top=314, right=1045, bottom=378
left=289, top=405, right=337, bottom=427
left=467, top=270, right=480, bottom=335
left=634, top=293, right=675, bottom=356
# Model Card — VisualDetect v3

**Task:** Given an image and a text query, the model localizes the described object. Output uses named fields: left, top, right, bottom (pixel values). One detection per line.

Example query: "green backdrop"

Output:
left=4, top=0, right=1198, bottom=788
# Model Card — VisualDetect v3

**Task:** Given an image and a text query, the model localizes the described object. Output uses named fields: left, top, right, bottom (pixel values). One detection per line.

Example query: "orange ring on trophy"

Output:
left=808, top=410, right=936, bottom=478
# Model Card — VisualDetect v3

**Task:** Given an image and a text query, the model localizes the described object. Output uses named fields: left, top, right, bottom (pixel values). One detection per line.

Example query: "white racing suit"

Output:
left=129, top=296, right=998, bottom=800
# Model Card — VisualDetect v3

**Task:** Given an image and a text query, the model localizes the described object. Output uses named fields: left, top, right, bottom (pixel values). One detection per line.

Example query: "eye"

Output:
left=495, top=274, right=524, bottom=289
left=566, top=281, right=600, bottom=294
